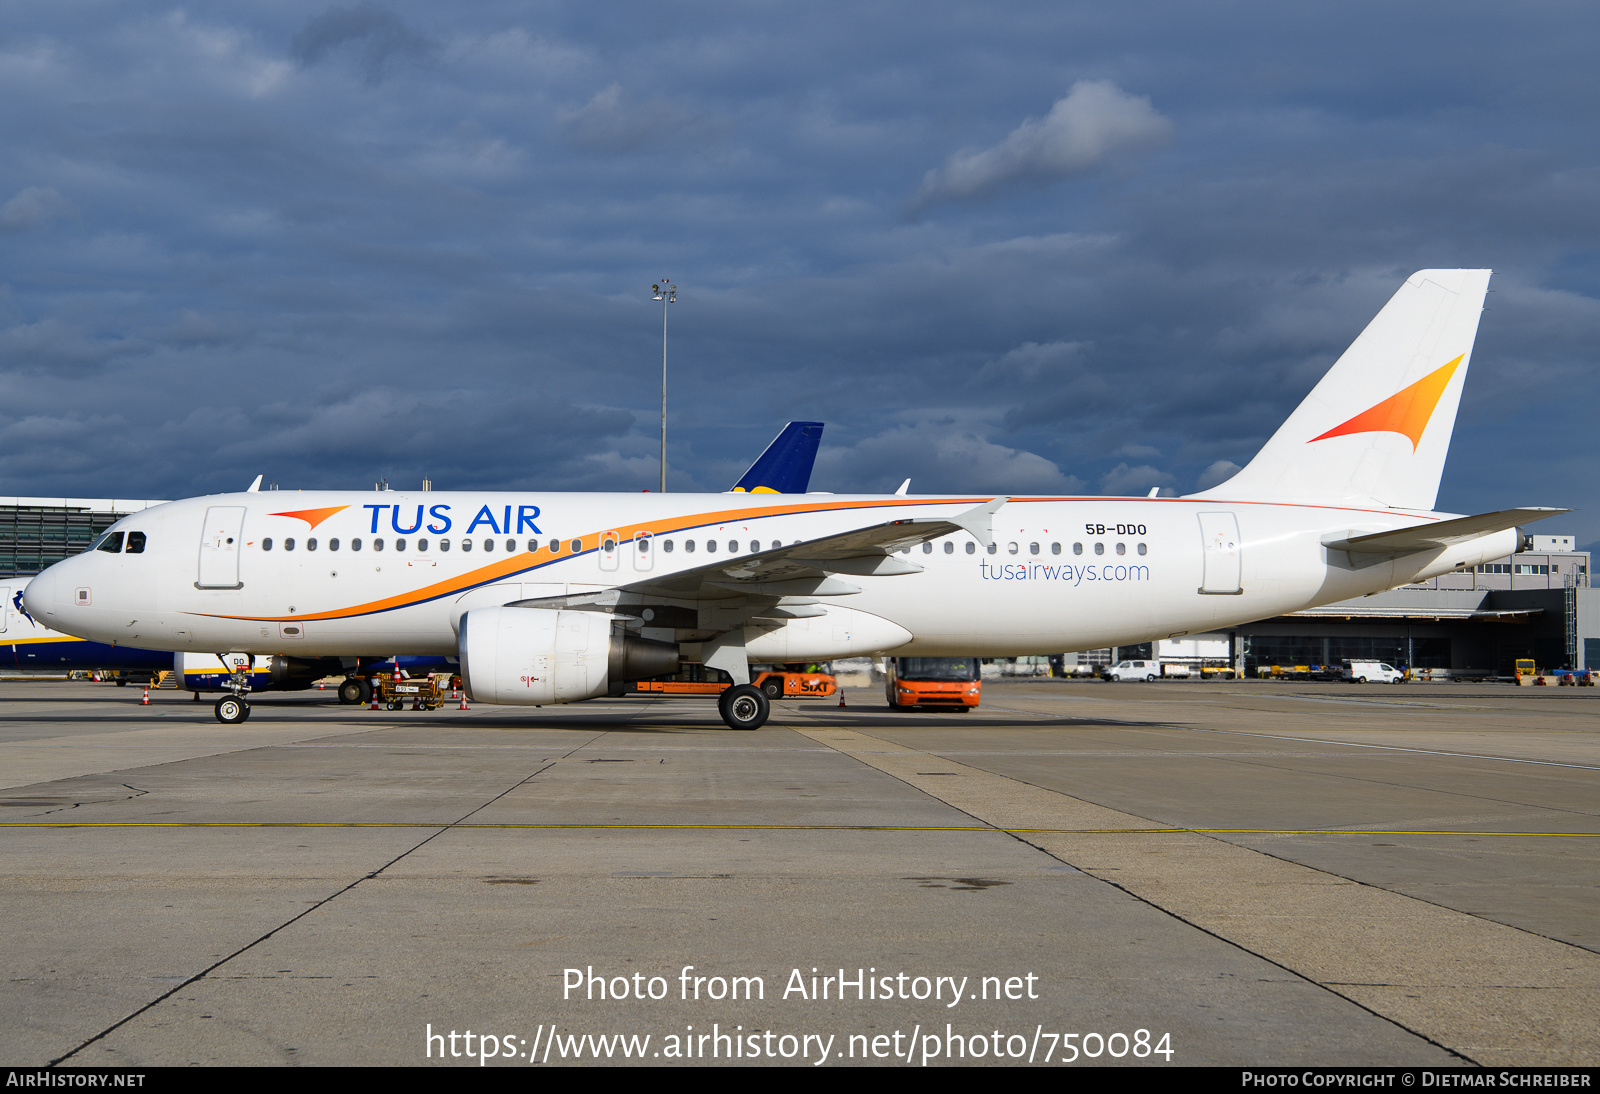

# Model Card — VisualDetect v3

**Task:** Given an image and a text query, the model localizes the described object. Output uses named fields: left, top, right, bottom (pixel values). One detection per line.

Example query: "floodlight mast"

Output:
left=652, top=280, right=676, bottom=492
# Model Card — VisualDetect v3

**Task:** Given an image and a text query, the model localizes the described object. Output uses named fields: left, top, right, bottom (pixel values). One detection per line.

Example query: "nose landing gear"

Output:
left=213, top=653, right=254, bottom=724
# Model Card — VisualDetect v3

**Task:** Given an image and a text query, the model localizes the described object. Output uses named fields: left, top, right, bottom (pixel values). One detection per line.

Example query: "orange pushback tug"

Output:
left=885, top=656, right=982, bottom=711
left=632, top=663, right=837, bottom=701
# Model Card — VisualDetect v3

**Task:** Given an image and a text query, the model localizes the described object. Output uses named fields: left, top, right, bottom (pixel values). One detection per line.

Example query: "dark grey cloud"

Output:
left=290, top=3, right=433, bottom=84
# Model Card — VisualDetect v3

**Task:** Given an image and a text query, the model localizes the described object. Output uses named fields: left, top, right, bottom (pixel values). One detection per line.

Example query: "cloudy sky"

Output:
left=3, top=3, right=1598, bottom=543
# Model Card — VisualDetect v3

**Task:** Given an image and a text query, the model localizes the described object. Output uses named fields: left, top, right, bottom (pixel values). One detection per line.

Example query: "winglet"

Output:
left=894, top=478, right=910, bottom=496
left=247, top=475, right=263, bottom=493
left=917, top=496, right=1008, bottom=547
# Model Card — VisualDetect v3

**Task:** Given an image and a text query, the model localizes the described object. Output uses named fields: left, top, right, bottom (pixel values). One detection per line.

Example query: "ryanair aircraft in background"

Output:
left=25, top=272, right=1563, bottom=729
left=10, top=422, right=827, bottom=702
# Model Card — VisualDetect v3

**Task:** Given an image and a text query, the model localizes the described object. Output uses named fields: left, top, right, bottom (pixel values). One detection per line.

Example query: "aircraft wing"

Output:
left=512, top=497, right=1007, bottom=610
left=1322, top=507, right=1568, bottom=556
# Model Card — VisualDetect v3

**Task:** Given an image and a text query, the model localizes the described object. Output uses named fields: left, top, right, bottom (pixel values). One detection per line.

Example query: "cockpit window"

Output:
left=124, top=531, right=146, bottom=554
left=95, top=531, right=125, bottom=554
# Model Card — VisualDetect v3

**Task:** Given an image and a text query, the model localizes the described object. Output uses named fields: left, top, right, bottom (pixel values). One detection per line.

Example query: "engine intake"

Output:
left=458, top=606, right=679, bottom=705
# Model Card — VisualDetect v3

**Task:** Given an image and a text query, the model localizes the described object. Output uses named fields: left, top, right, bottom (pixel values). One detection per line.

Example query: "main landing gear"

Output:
left=337, top=676, right=372, bottom=705
left=718, top=684, right=770, bottom=731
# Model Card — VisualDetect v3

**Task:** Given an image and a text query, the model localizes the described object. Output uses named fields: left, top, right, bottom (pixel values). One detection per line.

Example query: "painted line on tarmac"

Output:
left=1194, top=728, right=1600, bottom=771
left=3, top=821, right=1595, bottom=837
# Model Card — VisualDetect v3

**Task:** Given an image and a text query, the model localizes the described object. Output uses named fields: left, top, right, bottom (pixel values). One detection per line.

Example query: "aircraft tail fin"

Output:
left=729, top=422, right=824, bottom=494
left=1191, top=270, right=1491, bottom=510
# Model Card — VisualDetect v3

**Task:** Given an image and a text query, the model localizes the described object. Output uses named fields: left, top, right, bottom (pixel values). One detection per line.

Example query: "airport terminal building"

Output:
left=1069, top=535, right=1599, bottom=677
left=0, top=497, right=166, bottom=582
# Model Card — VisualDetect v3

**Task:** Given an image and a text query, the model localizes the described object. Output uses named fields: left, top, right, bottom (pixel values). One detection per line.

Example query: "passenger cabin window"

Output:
left=506, top=539, right=515, bottom=553
left=986, top=544, right=997, bottom=555
left=685, top=540, right=696, bottom=553
left=417, top=539, right=428, bottom=552
left=262, top=537, right=274, bottom=551
left=1094, top=543, right=1104, bottom=556
left=373, top=538, right=384, bottom=551
left=922, top=542, right=932, bottom=554
left=771, top=540, right=781, bottom=550
left=749, top=540, right=759, bottom=553
left=943, top=541, right=953, bottom=554
left=1115, top=543, right=1125, bottom=556
left=1137, top=543, right=1147, bottom=556
left=96, top=531, right=124, bottom=553
left=662, top=539, right=673, bottom=553
left=1073, top=542, right=1083, bottom=555
left=461, top=539, right=471, bottom=552
left=706, top=540, right=717, bottom=553
left=439, top=539, right=450, bottom=552
left=284, top=538, right=296, bottom=551
left=727, top=540, right=737, bottom=553
left=638, top=538, right=650, bottom=554
left=1029, top=543, right=1039, bottom=555
left=965, top=542, right=975, bottom=555
left=125, top=532, right=146, bottom=554
left=351, top=538, right=362, bottom=551
left=527, top=539, right=538, bottom=552
left=483, top=539, right=493, bottom=553
left=329, top=538, right=340, bottom=551
left=1050, top=542, right=1060, bottom=555
left=395, top=539, right=406, bottom=552
left=570, top=539, right=581, bottom=553
left=1008, top=542, right=1019, bottom=555
left=307, top=538, right=318, bottom=551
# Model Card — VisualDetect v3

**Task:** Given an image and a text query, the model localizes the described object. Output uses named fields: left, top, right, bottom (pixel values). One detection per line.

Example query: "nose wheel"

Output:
left=717, top=684, right=769, bottom=731
left=215, top=696, right=250, bottom=724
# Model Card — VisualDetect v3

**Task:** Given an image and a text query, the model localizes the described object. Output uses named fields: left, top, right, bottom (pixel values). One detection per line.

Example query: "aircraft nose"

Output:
left=23, top=566, right=64, bottom=622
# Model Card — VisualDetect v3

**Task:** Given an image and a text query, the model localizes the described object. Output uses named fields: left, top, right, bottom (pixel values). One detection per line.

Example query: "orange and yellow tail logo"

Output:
left=1309, top=355, right=1462, bottom=452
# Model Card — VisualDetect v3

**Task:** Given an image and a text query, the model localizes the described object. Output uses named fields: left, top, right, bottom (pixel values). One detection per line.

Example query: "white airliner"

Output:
left=23, top=270, right=1562, bottom=729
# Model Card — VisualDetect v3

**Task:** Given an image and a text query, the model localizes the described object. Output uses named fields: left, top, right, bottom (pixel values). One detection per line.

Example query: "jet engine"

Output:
left=458, top=606, right=680, bottom=705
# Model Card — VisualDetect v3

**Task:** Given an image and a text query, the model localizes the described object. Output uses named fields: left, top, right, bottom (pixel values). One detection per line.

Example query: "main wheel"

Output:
left=338, top=678, right=369, bottom=705
left=760, top=677, right=783, bottom=700
left=718, top=684, right=770, bottom=731
left=215, top=696, right=248, bottom=724
left=115, top=678, right=128, bottom=687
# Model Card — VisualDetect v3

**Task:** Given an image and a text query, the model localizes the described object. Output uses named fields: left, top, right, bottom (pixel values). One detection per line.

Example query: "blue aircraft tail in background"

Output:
left=729, top=421, right=824, bottom=493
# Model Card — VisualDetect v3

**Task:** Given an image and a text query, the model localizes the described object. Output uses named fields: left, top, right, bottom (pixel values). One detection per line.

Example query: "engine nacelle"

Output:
left=458, top=606, right=679, bottom=705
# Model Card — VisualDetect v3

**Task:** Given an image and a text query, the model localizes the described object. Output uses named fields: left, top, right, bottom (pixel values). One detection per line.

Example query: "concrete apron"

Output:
left=790, top=726, right=1600, bottom=1067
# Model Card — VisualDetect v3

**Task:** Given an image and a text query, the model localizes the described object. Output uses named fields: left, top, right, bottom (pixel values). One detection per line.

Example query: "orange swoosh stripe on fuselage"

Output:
left=189, top=496, right=993, bottom=624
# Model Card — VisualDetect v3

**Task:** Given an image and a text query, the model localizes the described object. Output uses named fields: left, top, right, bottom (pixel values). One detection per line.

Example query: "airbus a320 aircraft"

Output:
left=24, top=271, right=1562, bottom=729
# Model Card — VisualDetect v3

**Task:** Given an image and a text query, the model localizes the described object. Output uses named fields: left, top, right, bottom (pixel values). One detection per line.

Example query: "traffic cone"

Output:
left=141, top=687, right=150, bottom=706
left=459, top=691, right=469, bottom=710
left=369, top=689, right=380, bottom=710
left=838, top=690, right=846, bottom=708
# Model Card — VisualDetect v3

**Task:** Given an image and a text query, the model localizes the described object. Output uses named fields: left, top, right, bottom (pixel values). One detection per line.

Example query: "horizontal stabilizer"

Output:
left=1322, top=507, right=1569, bottom=556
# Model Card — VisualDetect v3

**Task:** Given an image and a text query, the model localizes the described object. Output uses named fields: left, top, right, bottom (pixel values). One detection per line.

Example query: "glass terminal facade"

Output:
left=0, top=498, right=166, bottom=581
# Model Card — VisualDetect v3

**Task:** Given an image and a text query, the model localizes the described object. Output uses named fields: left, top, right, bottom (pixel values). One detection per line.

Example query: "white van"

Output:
left=1342, top=660, right=1404, bottom=684
left=1106, top=660, right=1159, bottom=682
